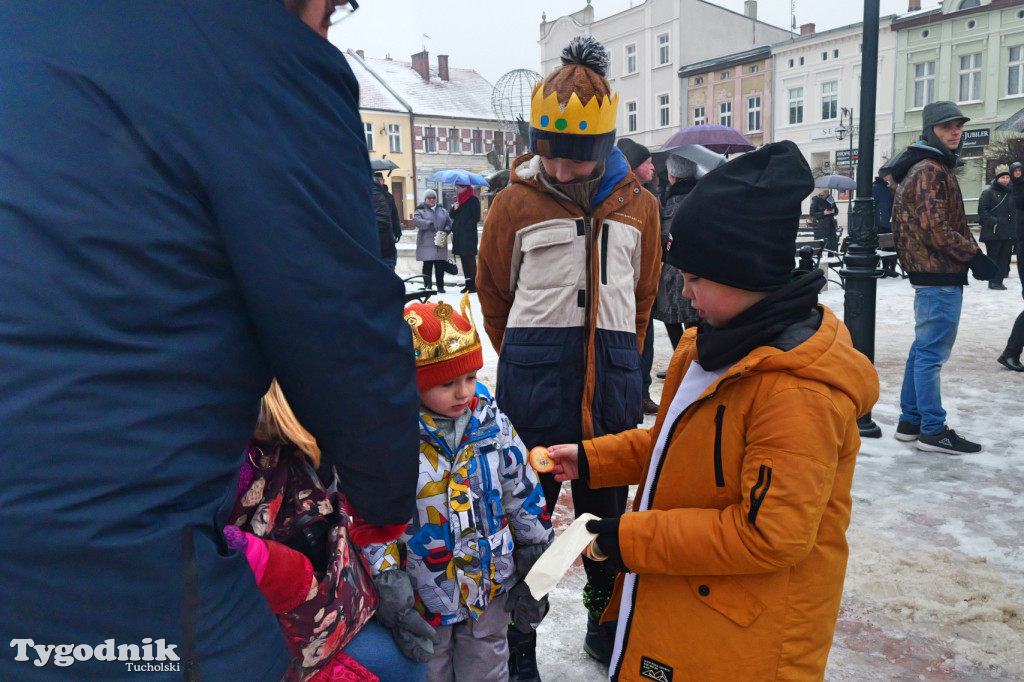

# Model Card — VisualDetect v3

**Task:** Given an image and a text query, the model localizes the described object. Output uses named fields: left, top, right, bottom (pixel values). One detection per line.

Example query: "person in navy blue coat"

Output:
left=0, top=2, right=419, bottom=680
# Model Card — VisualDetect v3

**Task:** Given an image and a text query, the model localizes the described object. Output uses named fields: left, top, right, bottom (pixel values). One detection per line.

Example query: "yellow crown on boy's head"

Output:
left=405, top=294, right=481, bottom=367
left=529, top=84, right=618, bottom=137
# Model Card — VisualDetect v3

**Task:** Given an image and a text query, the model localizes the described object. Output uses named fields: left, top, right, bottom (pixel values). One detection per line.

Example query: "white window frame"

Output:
left=471, top=129, right=483, bottom=155
left=720, top=70, right=731, bottom=80
left=657, top=93, right=671, bottom=128
left=626, top=100, right=638, bottom=133
left=747, top=95, right=762, bottom=133
left=913, top=61, right=935, bottom=108
left=625, top=43, right=637, bottom=75
left=424, top=126, right=437, bottom=154
left=749, top=64, right=759, bottom=74
left=657, top=33, right=671, bottom=66
left=1009, top=46, right=1024, bottom=96
left=364, top=122, right=375, bottom=151
left=788, top=87, right=804, bottom=125
left=693, top=106, right=706, bottom=126
left=388, top=123, right=402, bottom=153
left=695, top=75, right=704, bottom=85
left=821, top=80, right=838, bottom=120
left=958, top=52, right=982, bottom=103
left=719, top=101, right=732, bottom=128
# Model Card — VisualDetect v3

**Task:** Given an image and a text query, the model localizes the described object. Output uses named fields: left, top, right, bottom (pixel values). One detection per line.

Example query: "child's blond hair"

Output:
left=254, top=379, right=321, bottom=468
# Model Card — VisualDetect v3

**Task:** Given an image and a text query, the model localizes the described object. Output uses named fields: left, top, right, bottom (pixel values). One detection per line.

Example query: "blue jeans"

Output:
left=343, top=620, right=427, bottom=682
left=899, top=286, right=962, bottom=435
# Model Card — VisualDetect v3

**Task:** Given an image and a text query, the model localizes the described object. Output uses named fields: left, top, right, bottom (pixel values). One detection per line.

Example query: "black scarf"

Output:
left=695, top=270, right=826, bottom=372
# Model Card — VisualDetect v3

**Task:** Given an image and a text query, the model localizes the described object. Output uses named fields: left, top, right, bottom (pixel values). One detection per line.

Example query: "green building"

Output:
left=892, top=0, right=1024, bottom=215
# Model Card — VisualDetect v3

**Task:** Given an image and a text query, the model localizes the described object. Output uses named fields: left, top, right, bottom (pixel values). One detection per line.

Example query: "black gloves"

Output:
left=968, top=251, right=998, bottom=281
left=504, top=542, right=551, bottom=633
left=585, top=517, right=627, bottom=574
left=373, top=571, right=439, bottom=663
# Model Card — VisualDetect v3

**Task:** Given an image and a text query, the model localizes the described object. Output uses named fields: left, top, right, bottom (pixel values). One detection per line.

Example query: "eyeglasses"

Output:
left=329, top=0, right=359, bottom=26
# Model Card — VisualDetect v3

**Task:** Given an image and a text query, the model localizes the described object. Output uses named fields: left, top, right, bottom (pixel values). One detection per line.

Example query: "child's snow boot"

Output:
left=508, top=627, right=541, bottom=682
left=583, top=612, right=616, bottom=665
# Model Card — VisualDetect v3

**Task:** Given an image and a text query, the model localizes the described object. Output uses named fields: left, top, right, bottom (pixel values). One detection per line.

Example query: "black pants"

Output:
left=640, top=318, right=654, bottom=400
left=1003, top=310, right=1024, bottom=360
left=663, top=321, right=684, bottom=349
left=984, top=239, right=1014, bottom=284
left=459, top=254, right=476, bottom=291
left=538, top=470, right=628, bottom=618
left=421, top=260, right=446, bottom=292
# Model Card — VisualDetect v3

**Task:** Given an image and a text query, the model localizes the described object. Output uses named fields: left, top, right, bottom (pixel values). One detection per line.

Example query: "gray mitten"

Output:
left=504, top=580, right=549, bottom=633
left=373, top=570, right=439, bottom=663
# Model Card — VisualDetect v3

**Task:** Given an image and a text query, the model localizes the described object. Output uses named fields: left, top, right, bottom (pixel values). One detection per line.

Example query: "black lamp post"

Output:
left=835, top=107, right=856, bottom=220
left=840, top=0, right=882, bottom=438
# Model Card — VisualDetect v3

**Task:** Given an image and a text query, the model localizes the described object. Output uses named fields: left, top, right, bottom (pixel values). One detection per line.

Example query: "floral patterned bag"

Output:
left=229, top=440, right=378, bottom=680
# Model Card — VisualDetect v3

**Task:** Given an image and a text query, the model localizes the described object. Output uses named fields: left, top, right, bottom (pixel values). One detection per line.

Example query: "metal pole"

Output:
left=840, top=0, right=882, bottom=438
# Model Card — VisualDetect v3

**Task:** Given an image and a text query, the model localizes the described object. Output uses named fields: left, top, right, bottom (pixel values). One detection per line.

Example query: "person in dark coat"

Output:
left=373, top=172, right=402, bottom=270
left=450, top=183, right=481, bottom=293
left=999, top=163, right=1024, bottom=372
left=0, top=3, right=420, bottom=680
left=809, top=188, right=839, bottom=252
left=977, top=164, right=1016, bottom=290
left=873, top=172, right=899, bottom=277
left=653, top=153, right=701, bottom=347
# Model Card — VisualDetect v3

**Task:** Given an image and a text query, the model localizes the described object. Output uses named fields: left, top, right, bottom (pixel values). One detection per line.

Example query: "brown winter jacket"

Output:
left=476, top=151, right=661, bottom=444
left=891, top=155, right=981, bottom=286
left=583, top=307, right=879, bottom=682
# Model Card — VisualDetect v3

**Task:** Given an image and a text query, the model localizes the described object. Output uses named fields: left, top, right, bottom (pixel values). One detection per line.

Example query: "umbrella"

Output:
left=996, top=106, right=1024, bottom=132
left=814, top=174, right=857, bottom=190
left=370, top=158, right=399, bottom=171
left=427, top=168, right=490, bottom=187
left=651, top=144, right=728, bottom=179
left=663, top=124, right=755, bottom=155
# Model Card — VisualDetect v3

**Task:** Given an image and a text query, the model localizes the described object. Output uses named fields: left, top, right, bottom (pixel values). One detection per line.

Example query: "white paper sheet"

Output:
left=524, top=512, right=600, bottom=600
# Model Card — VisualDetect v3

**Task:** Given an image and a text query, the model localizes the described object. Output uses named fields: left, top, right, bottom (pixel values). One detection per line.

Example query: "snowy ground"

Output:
left=405, top=265, right=1024, bottom=681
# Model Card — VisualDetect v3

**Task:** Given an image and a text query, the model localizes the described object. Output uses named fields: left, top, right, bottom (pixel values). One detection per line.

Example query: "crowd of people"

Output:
left=1, top=3, right=1016, bottom=681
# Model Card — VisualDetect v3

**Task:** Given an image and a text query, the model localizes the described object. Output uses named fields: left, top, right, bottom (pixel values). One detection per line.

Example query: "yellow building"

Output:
left=345, top=50, right=415, bottom=222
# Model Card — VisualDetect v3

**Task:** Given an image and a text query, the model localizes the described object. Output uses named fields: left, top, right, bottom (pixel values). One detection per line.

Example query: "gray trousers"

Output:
left=427, top=592, right=509, bottom=682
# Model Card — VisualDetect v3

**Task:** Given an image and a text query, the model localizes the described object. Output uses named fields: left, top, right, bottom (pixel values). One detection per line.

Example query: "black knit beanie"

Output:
left=616, top=138, right=651, bottom=171
left=667, top=140, right=813, bottom=292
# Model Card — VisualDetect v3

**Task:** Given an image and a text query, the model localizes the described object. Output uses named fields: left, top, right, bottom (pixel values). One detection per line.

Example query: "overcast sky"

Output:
left=328, top=0, right=920, bottom=84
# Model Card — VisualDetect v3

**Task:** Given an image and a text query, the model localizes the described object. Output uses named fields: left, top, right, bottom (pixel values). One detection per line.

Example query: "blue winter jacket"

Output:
left=0, top=2, right=419, bottom=680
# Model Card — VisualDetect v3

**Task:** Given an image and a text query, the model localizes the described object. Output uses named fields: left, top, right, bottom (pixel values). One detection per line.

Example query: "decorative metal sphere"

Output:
left=491, top=69, right=542, bottom=135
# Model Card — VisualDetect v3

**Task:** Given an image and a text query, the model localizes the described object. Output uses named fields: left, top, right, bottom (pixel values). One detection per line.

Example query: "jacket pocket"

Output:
left=517, top=224, right=580, bottom=290
left=686, top=575, right=766, bottom=628
left=748, top=464, right=773, bottom=527
left=497, top=344, right=563, bottom=430
left=713, top=405, right=725, bottom=488
left=596, top=345, right=642, bottom=433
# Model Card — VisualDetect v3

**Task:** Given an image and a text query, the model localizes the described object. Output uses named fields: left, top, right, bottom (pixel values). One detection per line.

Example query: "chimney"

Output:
left=908, top=0, right=921, bottom=10
left=744, top=0, right=757, bottom=20
left=411, top=50, right=430, bottom=82
left=438, top=55, right=449, bottom=82
left=800, top=23, right=815, bottom=35
left=355, top=49, right=364, bottom=60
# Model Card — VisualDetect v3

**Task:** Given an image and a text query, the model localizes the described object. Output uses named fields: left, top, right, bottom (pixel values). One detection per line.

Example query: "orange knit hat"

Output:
left=404, top=294, right=483, bottom=392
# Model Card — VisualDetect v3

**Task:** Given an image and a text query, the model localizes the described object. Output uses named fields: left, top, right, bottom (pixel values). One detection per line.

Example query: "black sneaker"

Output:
left=894, top=420, right=921, bottom=442
left=997, top=355, right=1024, bottom=372
left=916, top=428, right=982, bottom=455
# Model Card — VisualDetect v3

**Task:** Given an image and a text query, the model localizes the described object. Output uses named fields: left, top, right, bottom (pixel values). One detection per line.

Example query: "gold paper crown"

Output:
left=529, top=83, right=618, bottom=137
left=406, top=294, right=481, bottom=367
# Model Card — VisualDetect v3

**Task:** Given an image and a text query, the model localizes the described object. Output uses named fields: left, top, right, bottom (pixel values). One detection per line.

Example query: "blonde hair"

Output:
left=254, top=379, right=321, bottom=468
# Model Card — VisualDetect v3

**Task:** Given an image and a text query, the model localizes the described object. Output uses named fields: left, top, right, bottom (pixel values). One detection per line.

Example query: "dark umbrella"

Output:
left=814, top=174, right=857, bottom=190
left=370, top=158, right=399, bottom=171
left=996, top=106, right=1024, bottom=132
left=651, top=144, right=728, bottom=179
left=663, top=124, right=755, bottom=155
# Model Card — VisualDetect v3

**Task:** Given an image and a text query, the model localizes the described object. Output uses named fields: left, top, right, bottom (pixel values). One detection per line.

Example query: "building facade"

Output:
left=538, top=0, right=793, bottom=150
left=892, top=0, right=1024, bottom=215
left=679, top=46, right=772, bottom=148
left=770, top=18, right=899, bottom=220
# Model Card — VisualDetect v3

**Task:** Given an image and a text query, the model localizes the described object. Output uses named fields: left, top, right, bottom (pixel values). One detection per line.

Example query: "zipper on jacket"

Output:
left=748, top=464, right=773, bottom=526
left=600, top=224, right=609, bottom=285
left=713, top=405, right=725, bottom=488
left=609, top=372, right=741, bottom=681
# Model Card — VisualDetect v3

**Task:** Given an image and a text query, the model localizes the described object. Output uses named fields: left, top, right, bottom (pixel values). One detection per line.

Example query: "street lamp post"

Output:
left=836, top=107, right=856, bottom=221
left=840, top=0, right=882, bottom=438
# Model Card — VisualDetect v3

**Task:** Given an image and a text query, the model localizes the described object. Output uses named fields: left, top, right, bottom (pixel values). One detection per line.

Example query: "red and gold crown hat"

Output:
left=404, top=294, right=483, bottom=392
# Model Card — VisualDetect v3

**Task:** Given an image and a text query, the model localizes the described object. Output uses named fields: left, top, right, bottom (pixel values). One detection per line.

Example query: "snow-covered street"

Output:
left=413, top=263, right=1024, bottom=681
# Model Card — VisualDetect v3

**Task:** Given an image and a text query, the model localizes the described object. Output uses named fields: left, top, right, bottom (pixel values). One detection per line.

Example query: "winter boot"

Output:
left=508, top=627, right=542, bottom=682
left=424, top=275, right=432, bottom=291
left=583, top=612, right=616, bottom=665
